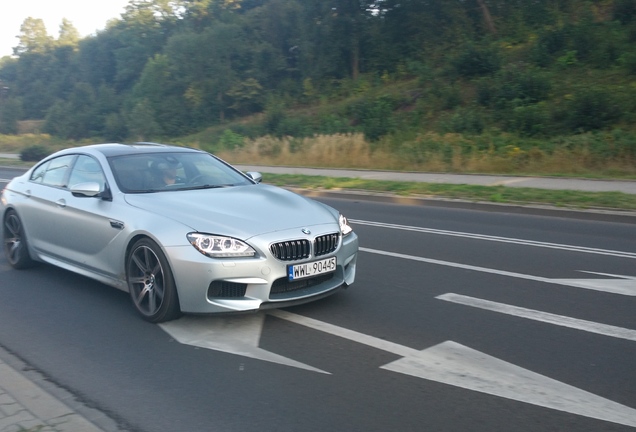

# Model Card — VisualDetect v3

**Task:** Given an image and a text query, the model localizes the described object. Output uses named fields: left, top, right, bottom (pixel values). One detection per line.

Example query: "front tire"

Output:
left=126, top=238, right=181, bottom=322
left=3, top=210, right=34, bottom=269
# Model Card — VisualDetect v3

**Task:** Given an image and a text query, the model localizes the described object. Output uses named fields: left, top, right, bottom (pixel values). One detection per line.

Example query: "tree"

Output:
left=127, top=99, right=162, bottom=140
left=131, top=54, right=192, bottom=136
left=57, top=19, right=81, bottom=48
left=14, top=17, right=54, bottom=55
left=166, top=23, right=254, bottom=122
left=0, top=86, right=22, bottom=134
left=112, top=0, right=183, bottom=90
left=44, top=83, right=98, bottom=138
left=476, top=0, right=497, bottom=34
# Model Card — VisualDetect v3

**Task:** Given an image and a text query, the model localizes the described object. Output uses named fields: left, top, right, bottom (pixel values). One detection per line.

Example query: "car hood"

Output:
left=124, top=184, right=337, bottom=239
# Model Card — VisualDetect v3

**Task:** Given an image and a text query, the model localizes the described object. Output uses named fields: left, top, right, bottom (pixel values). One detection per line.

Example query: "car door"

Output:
left=20, top=154, right=77, bottom=254
left=25, top=154, right=124, bottom=280
left=55, top=155, right=128, bottom=277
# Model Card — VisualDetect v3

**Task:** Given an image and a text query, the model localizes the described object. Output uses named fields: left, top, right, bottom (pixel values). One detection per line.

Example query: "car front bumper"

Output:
left=166, top=228, right=358, bottom=314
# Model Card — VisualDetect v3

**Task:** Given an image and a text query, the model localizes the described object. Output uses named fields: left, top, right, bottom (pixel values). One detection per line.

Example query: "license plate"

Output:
left=288, top=257, right=337, bottom=281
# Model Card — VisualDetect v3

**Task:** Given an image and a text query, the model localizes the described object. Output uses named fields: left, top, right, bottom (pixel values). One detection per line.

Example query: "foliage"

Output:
left=0, top=0, right=635, bottom=158
left=20, top=144, right=50, bottom=161
left=13, top=18, right=54, bottom=55
left=451, top=43, right=501, bottom=78
left=347, top=95, right=397, bottom=141
left=565, top=87, right=624, bottom=132
left=261, top=173, right=636, bottom=210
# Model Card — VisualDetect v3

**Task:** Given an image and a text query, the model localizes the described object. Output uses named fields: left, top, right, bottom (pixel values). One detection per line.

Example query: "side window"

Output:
left=31, top=155, right=75, bottom=187
left=68, top=155, right=106, bottom=191
left=30, top=162, right=49, bottom=184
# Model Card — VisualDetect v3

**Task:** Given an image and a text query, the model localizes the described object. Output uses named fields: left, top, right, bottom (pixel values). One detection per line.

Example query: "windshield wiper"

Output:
left=184, top=184, right=235, bottom=191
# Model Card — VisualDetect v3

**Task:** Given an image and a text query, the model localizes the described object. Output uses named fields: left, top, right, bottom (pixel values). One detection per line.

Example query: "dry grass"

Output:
left=17, top=120, right=45, bottom=134
left=216, top=134, right=375, bottom=168
left=3, top=131, right=635, bottom=179
left=215, top=132, right=636, bottom=178
left=0, top=134, right=54, bottom=152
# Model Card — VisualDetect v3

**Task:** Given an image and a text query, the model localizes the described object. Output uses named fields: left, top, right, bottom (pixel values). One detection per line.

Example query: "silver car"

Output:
left=1, top=143, right=358, bottom=322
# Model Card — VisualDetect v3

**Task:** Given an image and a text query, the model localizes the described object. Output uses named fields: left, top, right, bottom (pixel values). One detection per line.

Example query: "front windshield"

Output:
left=109, top=152, right=253, bottom=193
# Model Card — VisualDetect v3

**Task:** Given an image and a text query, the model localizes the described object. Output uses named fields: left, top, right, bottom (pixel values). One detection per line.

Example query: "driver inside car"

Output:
left=154, top=159, right=183, bottom=186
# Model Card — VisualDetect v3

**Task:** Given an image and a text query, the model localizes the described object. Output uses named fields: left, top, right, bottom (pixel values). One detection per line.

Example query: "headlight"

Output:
left=339, top=213, right=353, bottom=236
left=187, top=233, right=256, bottom=258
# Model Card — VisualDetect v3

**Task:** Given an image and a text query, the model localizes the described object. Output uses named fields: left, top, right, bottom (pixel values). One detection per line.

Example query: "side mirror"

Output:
left=70, top=182, right=102, bottom=197
left=70, top=182, right=112, bottom=201
left=246, top=171, right=263, bottom=183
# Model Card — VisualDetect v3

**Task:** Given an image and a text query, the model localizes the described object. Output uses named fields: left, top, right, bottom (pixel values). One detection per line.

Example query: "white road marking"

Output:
left=160, top=310, right=636, bottom=427
left=269, top=309, right=419, bottom=357
left=271, top=310, right=636, bottom=428
left=159, top=220, right=636, bottom=426
left=360, top=247, right=636, bottom=296
left=352, top=220, right=636, bottom=259
left=382, top=341, right=636, bottom=429
left=159, top=313, right=329, bottom=374
left=437, top=293, right=636, bottom=341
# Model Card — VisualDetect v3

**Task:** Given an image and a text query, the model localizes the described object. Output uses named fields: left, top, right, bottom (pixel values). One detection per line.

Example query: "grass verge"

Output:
left=262, top=174, right=636, bottom=211
left=2, top=156, right=635, bottom=212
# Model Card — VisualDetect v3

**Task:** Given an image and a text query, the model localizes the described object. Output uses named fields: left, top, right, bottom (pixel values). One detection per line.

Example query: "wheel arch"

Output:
left=124, top=234, right=183, bottom=322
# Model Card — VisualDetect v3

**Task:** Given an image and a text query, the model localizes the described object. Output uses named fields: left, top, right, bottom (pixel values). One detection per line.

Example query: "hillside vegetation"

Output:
left=1, top=0, right=636, bottom=177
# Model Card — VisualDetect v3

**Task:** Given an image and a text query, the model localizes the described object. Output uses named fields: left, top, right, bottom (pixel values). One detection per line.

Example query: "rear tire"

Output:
left=126, top=238, right=181, bottom=323
left=3, top=210, right=35, bottom=269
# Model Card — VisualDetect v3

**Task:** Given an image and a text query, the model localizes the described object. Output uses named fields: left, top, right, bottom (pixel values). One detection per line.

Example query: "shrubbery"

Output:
left=20, top=145, right=50, bottom=161
left=566, top=87, right=623, bottom=132
left=477, top=65, right=551, bottom=109
left=452, top=44, right=501, bottom=78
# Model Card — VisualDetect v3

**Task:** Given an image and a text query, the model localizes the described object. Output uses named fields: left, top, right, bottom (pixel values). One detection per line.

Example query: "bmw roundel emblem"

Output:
left=302, top=228, right=311, bottom=235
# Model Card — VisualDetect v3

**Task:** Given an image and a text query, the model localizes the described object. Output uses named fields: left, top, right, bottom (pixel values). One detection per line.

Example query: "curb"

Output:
left=0, top=345, right=127, bottom=432
left=290, top=188, right=636, bottom=225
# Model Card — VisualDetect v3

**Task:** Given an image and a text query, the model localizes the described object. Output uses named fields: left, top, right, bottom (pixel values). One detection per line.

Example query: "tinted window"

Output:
left=109, top=152, right=252, bottom=193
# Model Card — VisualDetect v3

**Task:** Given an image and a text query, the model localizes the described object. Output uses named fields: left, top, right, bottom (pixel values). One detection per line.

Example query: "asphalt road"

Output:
left=1, top=169, right=635, bottom=431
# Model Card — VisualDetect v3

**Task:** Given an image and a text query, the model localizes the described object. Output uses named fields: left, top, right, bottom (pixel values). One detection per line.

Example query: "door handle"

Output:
left=56, top=199, right=66, bottom=207
left=109, top=220, right=124, bottom=230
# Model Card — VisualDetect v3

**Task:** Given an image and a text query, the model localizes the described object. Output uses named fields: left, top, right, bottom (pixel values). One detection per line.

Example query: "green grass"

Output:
left=0, top=158, right=33, bottom=167
left=262, top=174, right=636, bottom=211
left=2, top=147, right=635, bottom=212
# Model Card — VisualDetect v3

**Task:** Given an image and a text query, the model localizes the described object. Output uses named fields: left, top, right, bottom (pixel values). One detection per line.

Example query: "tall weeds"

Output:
left=3, top=131, right=634, bottom=179
left=214, top=131, right=636, bottom=178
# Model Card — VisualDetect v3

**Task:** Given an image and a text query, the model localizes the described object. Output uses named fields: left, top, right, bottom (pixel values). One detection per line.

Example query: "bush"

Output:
left=478, top=65, right=552, bottom=109
left=20, top=145, right=50, bottom=161
left=620, top=51, right=636, bottom=75
left=506, top=103, right=551, bottom=136
left=439, top=107, right=485, bottom=134
left=431, top=83, right=462, bottom=110
left=452, top=44, right=501, bottom=78
left=218, top=129, right=245, bottom=150
left=566, top=88, right=623, bottom=132
left=348, top=95, right=397, bottom=141
left=316, top=113, right=353, bottom=135
left=531, top=27, right=569, bottom=67
left=614, top=0, right=636, bottom=24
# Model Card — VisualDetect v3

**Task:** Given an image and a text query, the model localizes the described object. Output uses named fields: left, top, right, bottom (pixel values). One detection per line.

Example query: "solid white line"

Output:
left=437, top=293, right=636, bottom=341
left=351, top=219, right=636, bottom=259
left=360, top=247, right=555, bottom=282
left=359, top=247, right=636, bottom=296
left=268, top=309, right=419, bottom=358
